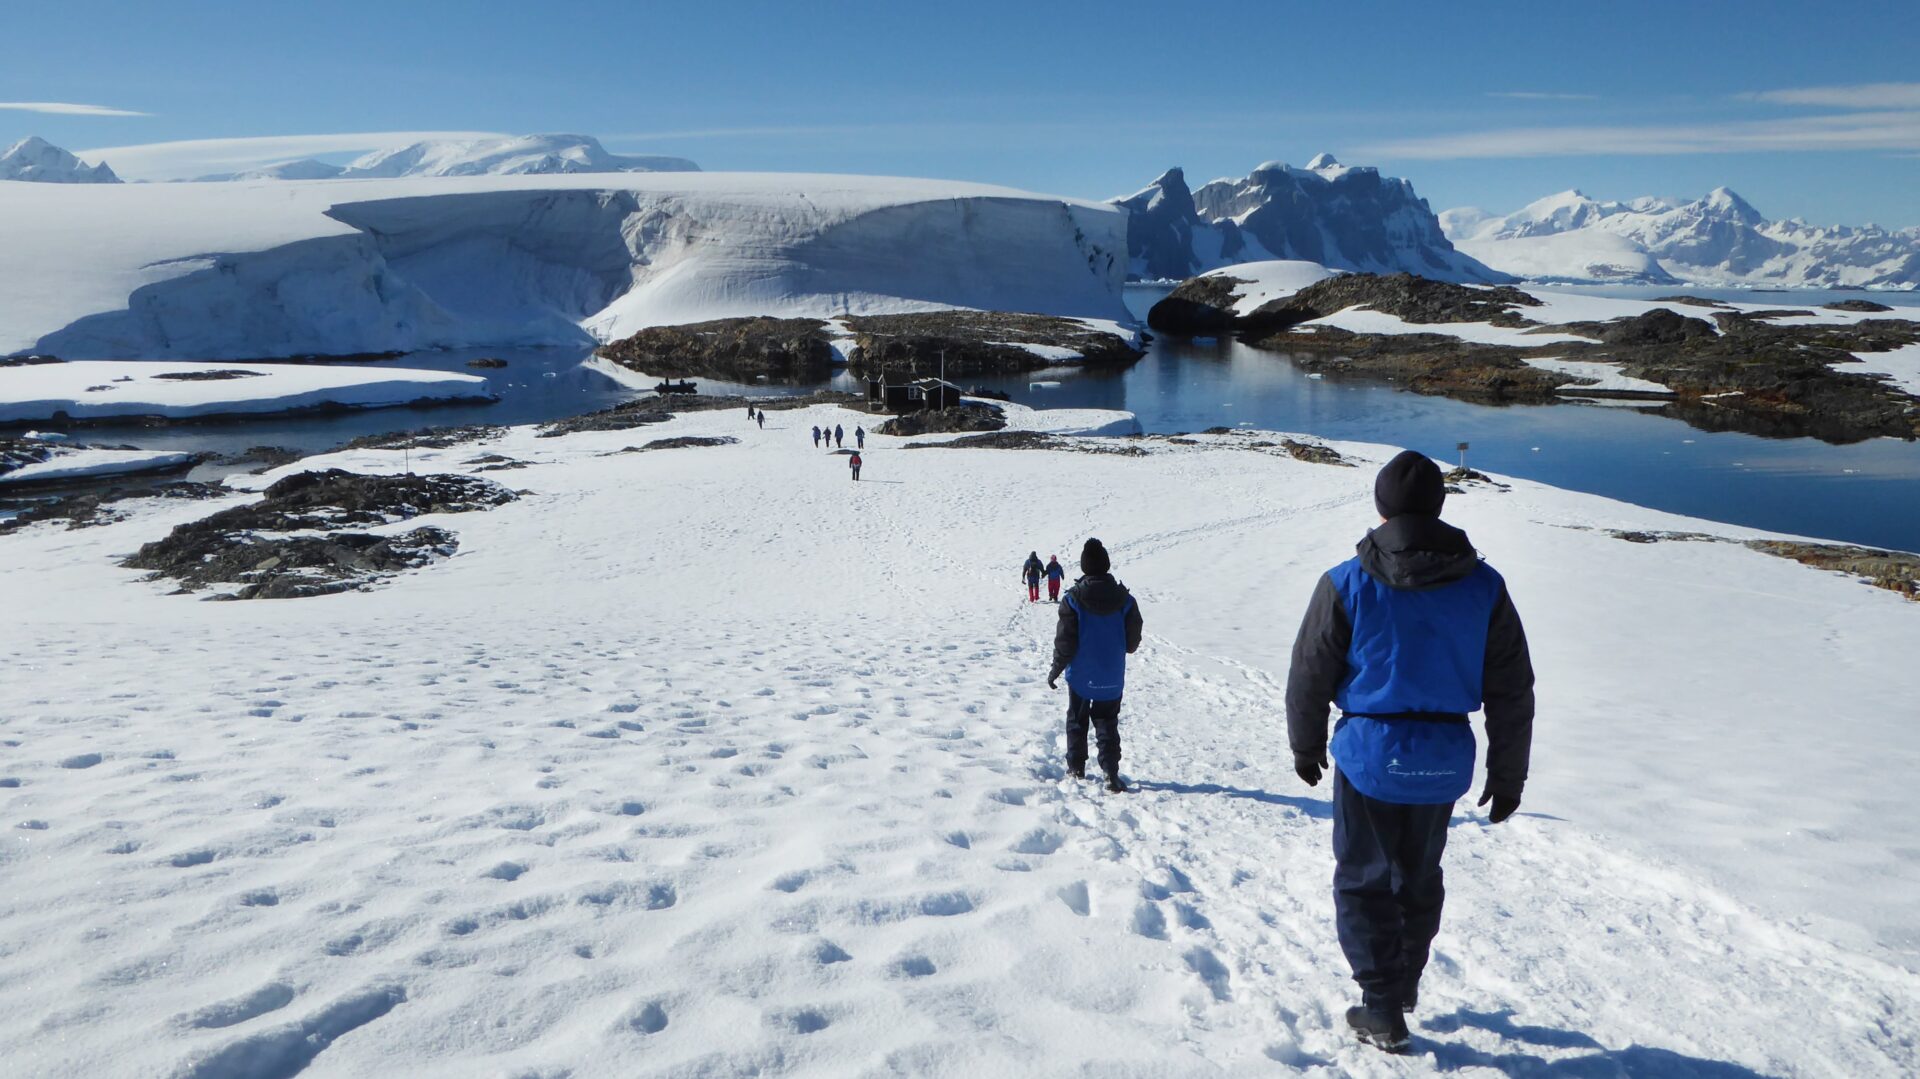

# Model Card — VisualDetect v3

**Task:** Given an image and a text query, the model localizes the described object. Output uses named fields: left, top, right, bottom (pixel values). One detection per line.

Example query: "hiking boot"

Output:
left=1346, top=1004, right=1410, bottom=1054
left=1401, top=980, right=1419, bottom=1014
left=1067, top=763, right=1086, bottom=780
left=1104, top=773, right=1127, bottom=794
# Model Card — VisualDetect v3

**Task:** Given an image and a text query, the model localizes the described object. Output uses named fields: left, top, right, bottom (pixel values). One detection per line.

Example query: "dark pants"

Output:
left=851, top=465, right=860, bottom=480
left=1065, top=692, right=1122, bottom=776
left=1331, top=770, right=1451, bottom=1009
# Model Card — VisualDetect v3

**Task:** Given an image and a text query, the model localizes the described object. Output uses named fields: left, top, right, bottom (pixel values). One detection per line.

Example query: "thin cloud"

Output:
left=77, top=131, right=506, bottom=180
left=1745, top=82, right=1920, bottom=109
left=0, top=101, right=149, bottom=117
left=605, top=124, right=900, bottom=141
left=1486, top=92, right=1599, bottom=102
left=1358, top=110, right=1920, bottom=159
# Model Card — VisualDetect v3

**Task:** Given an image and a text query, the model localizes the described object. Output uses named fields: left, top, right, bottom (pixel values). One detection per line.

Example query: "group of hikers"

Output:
left=1020, top=551, right=1068, bottom=602
left=1040, top=450, right=1535, bottom=1055
left=741, top=404, right=865, bottom=480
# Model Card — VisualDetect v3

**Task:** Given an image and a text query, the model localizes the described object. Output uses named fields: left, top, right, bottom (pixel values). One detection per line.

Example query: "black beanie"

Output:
left=1374, top=450, right=1446, bottom=519
left=1080, top=538, right=1111, bottom=576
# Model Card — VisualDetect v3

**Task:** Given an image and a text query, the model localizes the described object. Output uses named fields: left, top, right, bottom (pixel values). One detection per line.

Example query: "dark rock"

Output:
left=606, top=436, right=740, bottom=454
left=1146, top=275, right=1248, bottom=334
left=122, top=469, right=515, bottom=598
left=875, top=404, right=1006, bottom=436
left=1239, top=273, right=1542, bottom=335
left=343, top=426, right=507, bottom=451
left=0, top=354, right=63, bottom=367
left=149, top=369, right=267, bottom=382
left=597, top=317, right=834, bottom=382
left=1561, top=308, right=1718, bottom=346
left=1113, top=167, right=1201, bottom=281
left=1253, top=326, right=1573, bottom=403
left=0, top=480, right=225, bottom=533
left=845, top=311, right=1142, bottom=381
left=1824, top=299, right=1895, bottom=313
left=1282, top=439, right=1352, bottom=466
left=1654, top=295, right=1732, bottom=308
left=465, top=357, right=510, bottom=368
left=903, top=430, right=1147, bottom=455
left=1746, top=540, right=1919, bottom=598
left=536, top=400, right=674, bottom=438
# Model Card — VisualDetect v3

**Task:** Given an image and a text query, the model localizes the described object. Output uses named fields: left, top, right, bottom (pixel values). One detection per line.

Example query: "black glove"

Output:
left=1293, top=752, right=1327, bottom=787
left=1478, top=788, right=1520, bottom=824
left=1046, top=672, right=1060, bottom=690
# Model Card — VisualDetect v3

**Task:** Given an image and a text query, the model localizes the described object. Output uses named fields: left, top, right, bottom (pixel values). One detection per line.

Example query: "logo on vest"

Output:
left=1387, top=757, right=1457, bottom=778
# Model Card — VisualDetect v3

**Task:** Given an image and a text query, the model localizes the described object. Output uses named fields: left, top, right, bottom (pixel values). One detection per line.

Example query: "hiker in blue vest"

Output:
left=855, top=425, right=865, bottom=450
left=1047, top=539, right=1144, bottom=793
left=1044, top=554, right=1066, bottom=602
left=811, top=425, right=822, bottom=448
left=1285, top=449, right=1535, bottom=1055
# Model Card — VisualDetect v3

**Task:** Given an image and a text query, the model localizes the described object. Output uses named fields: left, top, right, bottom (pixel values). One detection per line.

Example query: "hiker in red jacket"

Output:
left=849, top=452, right=862, bottom=481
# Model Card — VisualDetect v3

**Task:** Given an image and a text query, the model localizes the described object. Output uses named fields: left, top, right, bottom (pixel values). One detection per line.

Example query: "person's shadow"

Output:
left=1420, top=1007, right=1784, bottom=1077
left=1131, top=779, right=1333, bottom=819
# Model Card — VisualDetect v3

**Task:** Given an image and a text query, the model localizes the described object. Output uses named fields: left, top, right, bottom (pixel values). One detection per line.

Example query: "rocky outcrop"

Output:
left=0, top=480, right=225, bottom=534
left=1250, top=273, right=1543, bottom=332
left=844, top=311, right=1142, bottom=381
left=1825, top=299, right=1895, bottom=313
left=874, top=404, right=1006, bottom=436
left=1260, top=327, right=1572, bottom=404
left=596, top=317, right=836, bottom=383
left=1144, top=275, right=1247, bottom=334
left=122, top=469, right=516, bottom=599
left=1113, top=157, right=1509, bottom=283
left=1556, top=308, right=1718, bottom=347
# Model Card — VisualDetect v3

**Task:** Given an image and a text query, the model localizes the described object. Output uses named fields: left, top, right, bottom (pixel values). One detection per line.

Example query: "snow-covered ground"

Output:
left=1520, top=357, right=1676, bottom=396
left=0, top=445, right=197, bottom=487
left=1848, top=342, right=1920, bottom=397
left=1196, top=260, right=1339, bottom=314
left=0, top=361, right=495, bottom=424
left=0, top=172, right=1130, bottom=360
left=3, top=402, right=1917, bottom=1076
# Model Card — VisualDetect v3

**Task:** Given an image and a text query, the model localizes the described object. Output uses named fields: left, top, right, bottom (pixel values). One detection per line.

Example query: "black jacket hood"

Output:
left=1356, top=515, right=1479, bottom=591
left=1068, top=573, right=1132, bottom=615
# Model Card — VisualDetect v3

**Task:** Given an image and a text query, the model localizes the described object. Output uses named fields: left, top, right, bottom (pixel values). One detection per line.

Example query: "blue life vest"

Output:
left=1327, top=557, right=1504, bottom=805
left=1065, top=592, right=1132, bottom=702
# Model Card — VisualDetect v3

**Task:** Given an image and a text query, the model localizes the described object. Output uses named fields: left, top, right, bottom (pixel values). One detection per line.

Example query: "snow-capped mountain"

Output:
left=1446, top=188, right=1920, bottom=289
left=1112, top=155, right=1509, bottom=284
left=0, top=137, right=120, bottom=184
left=337, top=134, right=698, bottom=178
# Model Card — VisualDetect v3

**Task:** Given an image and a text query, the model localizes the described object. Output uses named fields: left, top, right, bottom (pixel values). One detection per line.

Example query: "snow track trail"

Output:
left=3, top=401, right=1917, bottom=1076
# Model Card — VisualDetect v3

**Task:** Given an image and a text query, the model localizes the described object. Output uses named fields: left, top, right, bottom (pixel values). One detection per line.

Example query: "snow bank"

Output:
left=986, top=399, right=1142, bottom=436
left=0, top=361, right=494, bottom=423
left=1302, top=306, right=1598, bottom=346
left=1, top=403, right=1917, bottom=1076
left=1199, top=259, right=1339, bottom=314
left=1522, top=356, right=1675, bottom=395
left=0, top=173, right=1131, bottom=360
left=0, top=446, right=197, bottom=486
left=1849, top=342, right=1920, bottom=396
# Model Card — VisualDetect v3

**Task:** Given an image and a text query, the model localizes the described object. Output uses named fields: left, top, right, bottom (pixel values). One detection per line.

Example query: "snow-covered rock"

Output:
left=0, top=173, right=1131, bottom=360
left=1446, top=187, right=1920, bottom=289
left=1112, top=156, right=1509, bottom=284
left=0, top=445, right=197, bottom=486
left=0, top=137, right=120, bottom=184
left=0, top=361, right=495, bottom=423
left=198, top=158, right=348, bottom=182
left=337, top=134, right=698, bottom=178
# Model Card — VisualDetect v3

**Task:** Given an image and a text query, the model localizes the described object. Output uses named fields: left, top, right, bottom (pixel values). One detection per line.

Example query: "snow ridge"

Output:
left=337, top=134, right=698, bottom=178
left=1445, top=187, right=1920, bottom=288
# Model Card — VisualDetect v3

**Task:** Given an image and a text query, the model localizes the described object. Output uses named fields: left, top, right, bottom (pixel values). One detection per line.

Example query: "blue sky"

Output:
left=5, top=0, right=1917, bottom=226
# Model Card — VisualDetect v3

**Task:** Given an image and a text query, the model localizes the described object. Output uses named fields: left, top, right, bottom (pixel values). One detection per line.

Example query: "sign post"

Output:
left=1456, top=441, right=1469, bottom=470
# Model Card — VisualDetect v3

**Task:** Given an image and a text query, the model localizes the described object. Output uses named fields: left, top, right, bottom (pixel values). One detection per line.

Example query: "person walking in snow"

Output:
left=811, top=425, right=822, bottom=448
left=849, top=451, right=862, bottom=481
left=1044, top=555, right=1065, bottom=602
left=855, top=425, right=865, bottom=450
left=1022, top=551, right=1044, bottom=603
left=1284, top=450, right=1535, bottom=1055
left=747, top=403, right=755, bottom=422
left=834, top=424, right=844, bottom=449
left=757, top=411, right=765, bottom=429
left=1047, top=539, right=1143, bottom=793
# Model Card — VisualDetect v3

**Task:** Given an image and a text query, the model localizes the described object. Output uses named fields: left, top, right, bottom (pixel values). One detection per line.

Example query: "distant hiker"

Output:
left=834, top=424, right=844, bottom=448
left=812, top=425, right=822, bottom=448
left=757, top=412, right=765, bottom=429
left=855, top=425, right=865, bottom=449
left=747, top=403, right=755, bottom=421
left=1044, top=555, right=1065, bottom=602
left=1022, top=552, right=1044, bottom=602
left=1285, top=450, right=1535, bottom=1055
left=849, top=451, right=862, bottom=481
left=1047, top=538, right=1143, bottom=793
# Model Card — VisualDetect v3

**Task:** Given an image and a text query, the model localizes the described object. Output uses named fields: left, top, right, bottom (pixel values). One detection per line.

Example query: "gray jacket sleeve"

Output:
left=1481, top=583, right=1536, bottom=799
left=1049, top=599, right=1078, bottom=681
left=1124, top=596, right=1143, bottom=654
left=1285, top=573, right=1351, bottom=759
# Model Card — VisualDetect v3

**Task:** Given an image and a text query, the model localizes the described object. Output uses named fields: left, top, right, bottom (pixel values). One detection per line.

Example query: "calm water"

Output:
left=10, top=292, right=1919, bottom=551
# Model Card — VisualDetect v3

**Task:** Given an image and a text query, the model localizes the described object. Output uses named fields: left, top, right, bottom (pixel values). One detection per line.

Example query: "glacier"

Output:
left=1446, top=187, right=1920, bottom=289
left=0, top=173, right=1130, bottom=360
